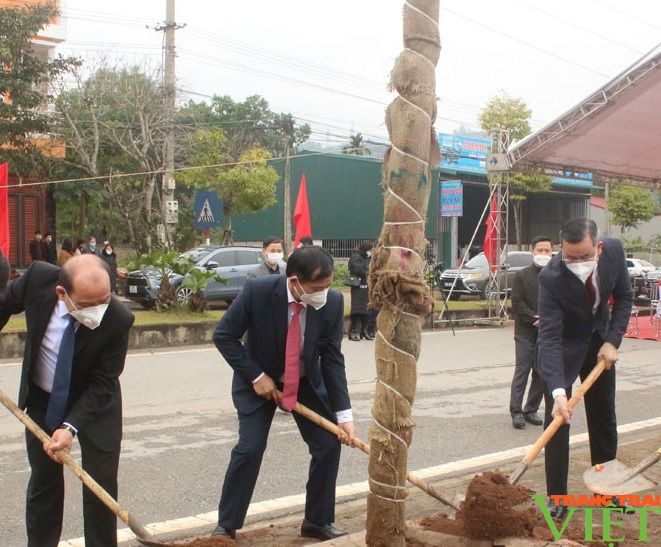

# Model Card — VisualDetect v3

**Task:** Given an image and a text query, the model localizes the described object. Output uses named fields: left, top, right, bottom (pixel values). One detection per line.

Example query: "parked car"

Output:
left=626, top=258, right=656, bottom=278
left=439, top=251, right=533, bottom=300
left=125, top=245, right=265, bottom=308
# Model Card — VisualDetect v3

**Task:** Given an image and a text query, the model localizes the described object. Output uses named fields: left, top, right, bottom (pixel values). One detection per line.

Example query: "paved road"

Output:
left=0, top=325, right=659, bottom=546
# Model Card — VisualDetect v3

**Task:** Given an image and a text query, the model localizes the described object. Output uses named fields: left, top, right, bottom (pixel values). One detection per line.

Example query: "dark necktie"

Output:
left=45, top=315, right=76, bottom=430
left=586, top=272, right=596, bottom=307
left=282, top=302, right=303, bottom=411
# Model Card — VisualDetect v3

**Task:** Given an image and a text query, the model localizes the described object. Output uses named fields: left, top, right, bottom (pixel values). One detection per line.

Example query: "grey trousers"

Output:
left=509, top=333, right=544, bottom=416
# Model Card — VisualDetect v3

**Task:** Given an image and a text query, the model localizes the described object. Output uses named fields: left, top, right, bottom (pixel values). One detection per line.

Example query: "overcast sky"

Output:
left=57, top=0, right=661, bottom=149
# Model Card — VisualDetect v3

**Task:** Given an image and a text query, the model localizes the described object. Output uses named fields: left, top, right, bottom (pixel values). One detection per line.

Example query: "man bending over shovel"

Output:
left=536, top=218, right=633, bottom=519
left=212, top=245, right=356, bottom=541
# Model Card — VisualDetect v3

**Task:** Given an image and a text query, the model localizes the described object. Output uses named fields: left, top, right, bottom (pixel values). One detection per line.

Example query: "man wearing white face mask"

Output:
left=536, top=218, right=632, bottom=519
left=509, top=235, right=553, bottom=430
left=0, top=254, right=134, bottom=546
left=247, top=236, right=285, bottom=278
left=212, top=245, right=355, bottom=541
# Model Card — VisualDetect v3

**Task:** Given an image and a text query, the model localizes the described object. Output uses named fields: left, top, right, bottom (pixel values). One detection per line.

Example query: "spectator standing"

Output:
left=347, top=241, right=374, bottom=341
left=537, top=218, right=633, bottom=518
left=29, top=230, right=45, bottom=262
left=58, top=239, right=75, bottom=267
left=509, top=235, right=553, bottom=429
left=74, top=238, right=85, bottom=256
left=43, top=232, right=58, bottom=265
left=247, top=237, right=284, bottom=278
left=82, top=237, right=99, bottom=255
left=100, top=241, right=118, bottom=293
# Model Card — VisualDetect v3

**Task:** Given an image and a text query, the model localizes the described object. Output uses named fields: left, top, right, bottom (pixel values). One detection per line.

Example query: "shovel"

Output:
left=0, top=388, right=167, bottom=547
left=508, top=358, right=606, bottom=485
left=291, top=398, right=461, bottom=511
left=583, top=447, right=660, bottom=495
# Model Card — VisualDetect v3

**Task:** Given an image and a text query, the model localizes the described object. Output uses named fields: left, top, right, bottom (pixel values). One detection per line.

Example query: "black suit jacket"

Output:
left=0, top=261, right=134, bottom=450
left=512, top=264, right=541, bottom=337
left=213, top=275, right=350, bottom=417
left=536, top=238, right=633, bottom=392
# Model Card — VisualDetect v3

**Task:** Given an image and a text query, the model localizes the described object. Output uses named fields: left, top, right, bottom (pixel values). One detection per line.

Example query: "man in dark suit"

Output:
left=509, top=235, right=553, bottom=429
left=247, top=236, right=284, bottom=278
left=0, top=254, right=134, bottom=547
left=211, top=245, right=355, bottom=541
left=536, top=218, right=633, bottom=518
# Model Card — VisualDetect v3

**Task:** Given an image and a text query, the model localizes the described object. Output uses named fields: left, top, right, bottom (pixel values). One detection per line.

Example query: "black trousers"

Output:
left=510, top=334, right=544, bottom=416
left=543, top=333, right=617, bottom=496
left=218, top=378, right=342, bottom=529
left=25, top=386, right=120, bottom=547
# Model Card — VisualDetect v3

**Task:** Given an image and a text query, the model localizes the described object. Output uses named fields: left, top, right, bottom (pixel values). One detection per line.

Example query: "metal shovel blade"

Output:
left=583, top=459, right=657, bottom=495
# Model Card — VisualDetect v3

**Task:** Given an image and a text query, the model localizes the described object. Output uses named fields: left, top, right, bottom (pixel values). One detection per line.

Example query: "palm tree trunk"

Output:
left=366, top=2, right=440, bottom=546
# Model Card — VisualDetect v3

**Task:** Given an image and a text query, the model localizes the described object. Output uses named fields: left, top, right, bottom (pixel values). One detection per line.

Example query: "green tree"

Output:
left=478, top=91, right=551, bottom=248
left=0, top=4, right=78, bottom=178
left=53, top=64, right=168, bottom=253
left=178, top=129, right=279, bottom=243
left=608, top=185, right=654, bottom=234
left=342, top=133, right=371, bottom=156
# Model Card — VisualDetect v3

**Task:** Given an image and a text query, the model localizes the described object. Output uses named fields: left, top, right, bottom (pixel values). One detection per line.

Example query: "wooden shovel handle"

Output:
left=292, top=399, right=460, bottom=511
left=509, top=358, right=606, bottom=484
left=0, top=389, right=155, bottom=542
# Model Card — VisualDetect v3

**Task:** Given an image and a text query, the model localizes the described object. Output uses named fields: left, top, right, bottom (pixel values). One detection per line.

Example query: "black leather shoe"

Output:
left=546, top=501, right=568, bottom=519
left=608, top=495, right=637, bottom=514
left=524, top=412, right=543, bottom=426
left=210, top=525, right=236, bottom=538
left=301, top=519, right=348, bottom=540
left=348, top=332, right=360, bottom=341
left=361, top=331, right=375, bottom=340
left=512, top=413, right=525, bottom=429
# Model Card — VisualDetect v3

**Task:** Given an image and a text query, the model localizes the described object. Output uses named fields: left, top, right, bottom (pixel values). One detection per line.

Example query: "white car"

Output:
left=626, top=258, right=656, bottom=277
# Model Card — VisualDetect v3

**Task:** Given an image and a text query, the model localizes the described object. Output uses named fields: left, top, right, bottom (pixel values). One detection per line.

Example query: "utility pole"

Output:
left=155, top=0, right=184, bottom=246
left=283, top=137, right=292, bottom=254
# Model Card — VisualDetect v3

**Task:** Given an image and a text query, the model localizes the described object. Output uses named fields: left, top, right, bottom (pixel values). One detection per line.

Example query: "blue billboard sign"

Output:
left=551, top=171, right=594, bottom=189
left=438, top=133, right=490, bottom=175
left=195, top=191, right=221, bottom=229
left=440, top=180, right=463, bottom=217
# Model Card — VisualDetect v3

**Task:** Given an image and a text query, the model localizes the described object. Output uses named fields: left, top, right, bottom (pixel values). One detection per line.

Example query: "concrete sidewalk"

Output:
left=92, top=419, right=661, bottom=547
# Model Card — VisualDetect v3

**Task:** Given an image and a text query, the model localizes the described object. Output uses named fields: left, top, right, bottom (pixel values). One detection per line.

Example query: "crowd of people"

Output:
left=0, top=216, right=639, bottom=544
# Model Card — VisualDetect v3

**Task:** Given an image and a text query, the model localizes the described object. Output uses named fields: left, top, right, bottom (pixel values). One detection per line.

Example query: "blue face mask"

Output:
left=366, top=251, right=372, bottom=258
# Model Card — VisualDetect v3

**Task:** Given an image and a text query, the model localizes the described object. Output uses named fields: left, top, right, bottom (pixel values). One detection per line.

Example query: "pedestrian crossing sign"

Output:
left=195, top=191, right=221, bottom=228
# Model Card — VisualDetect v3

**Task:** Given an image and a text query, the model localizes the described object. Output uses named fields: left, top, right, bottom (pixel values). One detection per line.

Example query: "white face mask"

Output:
left=65, top=290, right=109, bottom=330
left=294, top=278, right=328, bottom=310
left=533, top=254, right=551, bottom=268
left=267, top=252, right=284, bottom=263
left=565, top=254, right=598, bottom=284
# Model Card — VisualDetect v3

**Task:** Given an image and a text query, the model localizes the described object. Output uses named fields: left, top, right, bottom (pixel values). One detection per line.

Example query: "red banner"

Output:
left=293, top=173, right=311, bottom=248
left=483, top=191, right=498, bottom=272
left=0, top=163, right=9, bottom=257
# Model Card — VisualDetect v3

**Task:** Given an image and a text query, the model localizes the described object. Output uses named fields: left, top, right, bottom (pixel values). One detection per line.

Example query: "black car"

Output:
left=125, top=245, right=265, bottom=308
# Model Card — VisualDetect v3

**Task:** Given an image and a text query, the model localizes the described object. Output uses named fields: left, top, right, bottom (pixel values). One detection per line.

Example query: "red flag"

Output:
left=483, top=191, right=498, bottom=272
left=0, top=163, right=9, bottom=257
left=293, top=173, right=311, bottom=247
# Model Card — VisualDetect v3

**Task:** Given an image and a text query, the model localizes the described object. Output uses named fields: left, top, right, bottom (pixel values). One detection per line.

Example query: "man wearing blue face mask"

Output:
left=536, top=218, right=633, bottom=519
left=211, top=245, right=355, bottom=541
left=0, top=254, right=134, bottom=547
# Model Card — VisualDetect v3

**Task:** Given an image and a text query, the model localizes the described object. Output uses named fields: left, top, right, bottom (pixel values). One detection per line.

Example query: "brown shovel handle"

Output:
left=292, top=400, right=461, bottom=511
left=510, top=358, right=606, bottom=484
left=0, top=388, right=156, bottom=543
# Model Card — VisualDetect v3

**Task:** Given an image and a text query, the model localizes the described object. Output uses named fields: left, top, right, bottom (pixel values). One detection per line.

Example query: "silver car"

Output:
left=440, top=251, right=533, bottom=300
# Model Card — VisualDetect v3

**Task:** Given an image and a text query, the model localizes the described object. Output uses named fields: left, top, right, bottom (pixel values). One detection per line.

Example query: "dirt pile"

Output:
left=419, top=470, right=606, bottom=544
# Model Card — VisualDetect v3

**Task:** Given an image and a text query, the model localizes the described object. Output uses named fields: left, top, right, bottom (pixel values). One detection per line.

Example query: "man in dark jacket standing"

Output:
left=509, top=235, right=553, bottom=429
left=536, top=218, right=632, bottom=518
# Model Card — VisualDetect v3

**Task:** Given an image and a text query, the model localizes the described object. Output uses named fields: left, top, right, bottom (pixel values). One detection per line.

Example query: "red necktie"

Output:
left=282, top=302, right=303, bottom=411
left=586, top=272, right=596, bottom=307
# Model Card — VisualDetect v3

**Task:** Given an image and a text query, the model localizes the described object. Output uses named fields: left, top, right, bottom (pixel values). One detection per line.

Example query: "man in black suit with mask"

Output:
left=211, top=245, right=355, bottom=541
left=536, top=218, right=632, bottom=518
left=0, top=254, right=134, bottom=547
